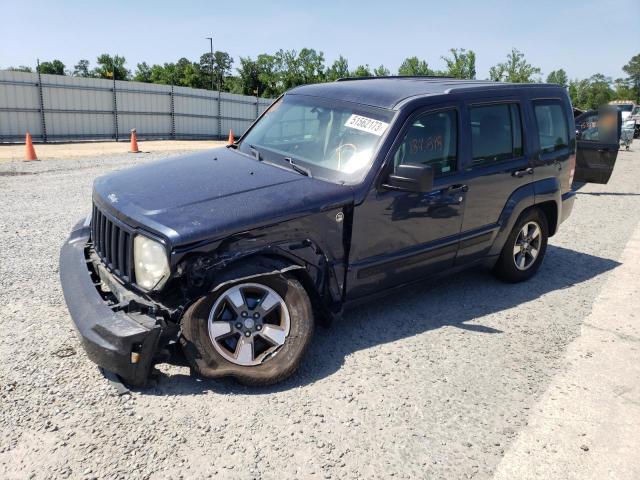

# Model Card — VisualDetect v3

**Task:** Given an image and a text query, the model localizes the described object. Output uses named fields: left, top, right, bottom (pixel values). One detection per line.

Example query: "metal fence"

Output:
left=0, top=70, right=273, bottom=143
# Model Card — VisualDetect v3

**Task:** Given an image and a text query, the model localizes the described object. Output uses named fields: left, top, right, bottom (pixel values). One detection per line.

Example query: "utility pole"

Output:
left=206, top=37, right=214, bottom=91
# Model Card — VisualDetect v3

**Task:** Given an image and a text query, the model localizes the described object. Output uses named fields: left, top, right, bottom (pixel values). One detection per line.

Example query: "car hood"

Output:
left=93, top=147, right=354, bottom=246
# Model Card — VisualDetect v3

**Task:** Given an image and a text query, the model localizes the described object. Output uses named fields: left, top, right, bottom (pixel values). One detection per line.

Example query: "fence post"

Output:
left=112, top=76, right=119, bottom=141
left=217, top=90, right=222, bottom=140
left=36, top=59, right=47, bottom=143
left=170, top=85, right=175, bottom=140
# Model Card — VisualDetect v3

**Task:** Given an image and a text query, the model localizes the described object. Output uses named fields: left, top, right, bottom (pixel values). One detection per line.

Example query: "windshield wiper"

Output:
left=284, top=157, right=312, bottom=178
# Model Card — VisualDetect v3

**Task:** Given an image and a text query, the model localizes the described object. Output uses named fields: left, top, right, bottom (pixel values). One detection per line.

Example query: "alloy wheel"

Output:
left=513, top=221, right=542, bottom=271
left=207, top=282, right=290, bottom=366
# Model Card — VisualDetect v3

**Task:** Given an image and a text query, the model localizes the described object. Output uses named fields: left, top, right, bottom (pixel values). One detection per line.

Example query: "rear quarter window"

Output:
left=533, top=101, right=569, bottom=153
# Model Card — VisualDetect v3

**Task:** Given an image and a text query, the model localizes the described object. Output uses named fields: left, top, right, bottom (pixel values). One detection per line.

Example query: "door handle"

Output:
left=512, top=167, right=534, bottom=178
left=446, top=184, right=469, bottom=193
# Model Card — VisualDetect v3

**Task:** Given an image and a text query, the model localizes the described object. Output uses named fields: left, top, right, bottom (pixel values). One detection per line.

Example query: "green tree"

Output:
left=326, top=55, right=349, bottom=81
left=442, top=48, right=476, bottom=79
left=489, top=49, right=541, bottom=83
left=352, top=65, right=372, bottom=77
left=37, top=59, right=65, bottom=75
left=546, top=69, right=568, bottom=87
left=273, top=49, right=299, bottom=90
left=176, top=58, right=203, bottom=88
left=612, top=77, right=635, bottom=101
left=235, top=54, right=281, bottom=96
left=224, top=76, right=244, bottom=95
left=300, top=48, right=326, bottom=83
left=73, top=59, right=93, bottom=77
left=568, top=78, right=590, bottom=110
left=272, top=48, right=326, bottom=91
left=622, top=53, right=640, bottom=102
left=587, top=73, right=614, bottom=108
left=256, top=54, right=279, bottom=97
left=373, top=65, right=390, bottom=76
left=568, top=75, right=614, bottom=110
left=133, top=62, right=152, bottom=82
left=94, top=54, right=129, bottom=80
left=200, top=51, right=234, bottom=90
left=237, top=56, right=261, bottom=95
left=398, top=57, right=433, bottom=76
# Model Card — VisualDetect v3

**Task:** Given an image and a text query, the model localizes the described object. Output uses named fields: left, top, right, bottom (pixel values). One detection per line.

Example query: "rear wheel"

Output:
left=493, top=208, right=548, bottom=283
left=180, top=274, right=313, bottom=386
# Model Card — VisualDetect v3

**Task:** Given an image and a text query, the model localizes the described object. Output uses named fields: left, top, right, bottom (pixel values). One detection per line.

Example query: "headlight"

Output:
left=134, top=235, right=170, bottom=290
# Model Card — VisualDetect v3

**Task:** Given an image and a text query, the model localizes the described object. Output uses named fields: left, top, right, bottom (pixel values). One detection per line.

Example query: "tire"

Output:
left=180, top=274, right=314, bottom=386
left=492, top=208, right=548, bottom=283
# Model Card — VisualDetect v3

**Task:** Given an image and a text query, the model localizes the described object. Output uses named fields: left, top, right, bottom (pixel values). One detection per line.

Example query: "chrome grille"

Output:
left=91, top=204, right=133, bottom=282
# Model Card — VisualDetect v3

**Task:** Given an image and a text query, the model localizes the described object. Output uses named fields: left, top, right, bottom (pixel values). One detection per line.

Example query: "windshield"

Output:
left=239, top=94, right=395, bottom=184
left=632, top=106, right=640, bottom=116
left=616, top=104, right=633, bottom=112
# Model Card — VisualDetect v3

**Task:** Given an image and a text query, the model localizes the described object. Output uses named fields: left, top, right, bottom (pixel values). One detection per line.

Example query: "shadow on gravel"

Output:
left=146, top=245, right=620, bottom=396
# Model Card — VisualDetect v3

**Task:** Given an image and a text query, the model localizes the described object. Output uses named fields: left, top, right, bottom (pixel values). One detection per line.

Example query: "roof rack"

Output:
left=336, top=75, right=456, bottom=82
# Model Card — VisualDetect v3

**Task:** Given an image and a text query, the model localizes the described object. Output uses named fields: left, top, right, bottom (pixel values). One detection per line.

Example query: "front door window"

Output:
left=392, top=109, right=458, bottom=176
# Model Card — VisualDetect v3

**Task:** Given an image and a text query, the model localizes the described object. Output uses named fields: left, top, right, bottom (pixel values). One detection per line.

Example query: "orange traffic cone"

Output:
left=24, top=132, right=39, bottom=161
left=129, top=129, right=140, bottom=153
left=228, top=129, right=235, bottom=145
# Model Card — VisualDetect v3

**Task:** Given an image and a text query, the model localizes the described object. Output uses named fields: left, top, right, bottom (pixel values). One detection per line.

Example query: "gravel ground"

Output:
left=0, top=140, right=227, bottom=162
left=1, top=145, right=639, bottom=479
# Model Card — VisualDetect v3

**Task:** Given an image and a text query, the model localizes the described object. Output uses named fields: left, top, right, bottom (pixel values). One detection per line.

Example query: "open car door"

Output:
left=574, top=106, right=621, bottom=184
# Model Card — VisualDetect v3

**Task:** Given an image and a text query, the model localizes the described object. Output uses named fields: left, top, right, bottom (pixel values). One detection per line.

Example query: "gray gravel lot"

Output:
left=1, top=145, right=639, bottom=479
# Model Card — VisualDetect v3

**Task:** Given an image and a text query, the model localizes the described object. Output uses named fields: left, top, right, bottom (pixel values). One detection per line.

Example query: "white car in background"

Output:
left=621, top=119, right=635, bottom=150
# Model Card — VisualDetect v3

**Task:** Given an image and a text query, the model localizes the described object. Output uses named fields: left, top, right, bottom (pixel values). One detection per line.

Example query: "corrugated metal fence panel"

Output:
left=0, top=71, right=42, bottom=141
left=173, top=86, right=218, bottom=138
left=115, top=81, right=172, bottom=138
left=258, top=98, right=273, bottom=115
left=43, top=74, right=115, bottom=139
left=0, top=70, right=274, bottom=142
left=220, top=91, right=259, bottom=138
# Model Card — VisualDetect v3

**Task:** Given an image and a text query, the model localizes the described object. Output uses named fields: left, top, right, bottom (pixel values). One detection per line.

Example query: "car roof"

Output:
left=288, top=77, right=563, bottom=110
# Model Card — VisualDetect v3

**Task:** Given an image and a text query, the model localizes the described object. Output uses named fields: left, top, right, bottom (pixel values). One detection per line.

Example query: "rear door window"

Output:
left=533, top=101, right=569, bottom=152
left=575, top=111, right=599, bottom=141
left=470, top=103, right=523, bottom=168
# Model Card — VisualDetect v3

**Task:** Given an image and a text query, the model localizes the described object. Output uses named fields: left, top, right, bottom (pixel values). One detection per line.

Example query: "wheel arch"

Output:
left=534, top=200, right=559, bottom=237
left=489, top=179, right=562, bottom=258
left=185, top=251, right=335, bottom=326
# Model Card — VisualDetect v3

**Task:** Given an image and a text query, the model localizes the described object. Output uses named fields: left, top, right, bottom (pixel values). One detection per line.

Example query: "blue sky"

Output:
left=1, top=0, right=638, bottom=80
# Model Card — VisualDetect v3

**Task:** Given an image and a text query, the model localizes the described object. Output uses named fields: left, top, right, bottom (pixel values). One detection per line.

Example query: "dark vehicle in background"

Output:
left=60, top=77, right=620, bottom=387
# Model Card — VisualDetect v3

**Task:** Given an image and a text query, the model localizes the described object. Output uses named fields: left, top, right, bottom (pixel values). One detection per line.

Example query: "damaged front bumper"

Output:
left=59, top=218, right=165, bottom=386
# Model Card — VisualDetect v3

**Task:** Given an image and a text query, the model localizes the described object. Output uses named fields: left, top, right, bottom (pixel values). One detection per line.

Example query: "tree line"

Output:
left=5, top=49, right=639, bottom=111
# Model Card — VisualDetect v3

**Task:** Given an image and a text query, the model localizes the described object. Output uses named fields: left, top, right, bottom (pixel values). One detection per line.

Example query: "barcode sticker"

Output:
left=344, top=114, right=389, bottom=136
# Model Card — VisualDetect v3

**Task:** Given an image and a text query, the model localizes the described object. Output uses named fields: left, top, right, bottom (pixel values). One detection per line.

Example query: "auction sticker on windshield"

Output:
left=344, top=114, right=389, bottom=136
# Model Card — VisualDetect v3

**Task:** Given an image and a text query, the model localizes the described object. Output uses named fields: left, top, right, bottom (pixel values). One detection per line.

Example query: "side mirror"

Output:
left=383, top=163, right=434, bottom=193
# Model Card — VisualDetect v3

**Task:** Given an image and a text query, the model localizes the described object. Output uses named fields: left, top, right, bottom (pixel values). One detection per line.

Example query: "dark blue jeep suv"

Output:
left=60, top=77, right=620, bottom=386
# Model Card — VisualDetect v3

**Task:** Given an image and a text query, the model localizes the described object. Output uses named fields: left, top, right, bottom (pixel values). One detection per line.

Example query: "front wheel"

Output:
left=492, top=208, right=548, bottom=283
left=180, top=274, right=314, bottom=386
